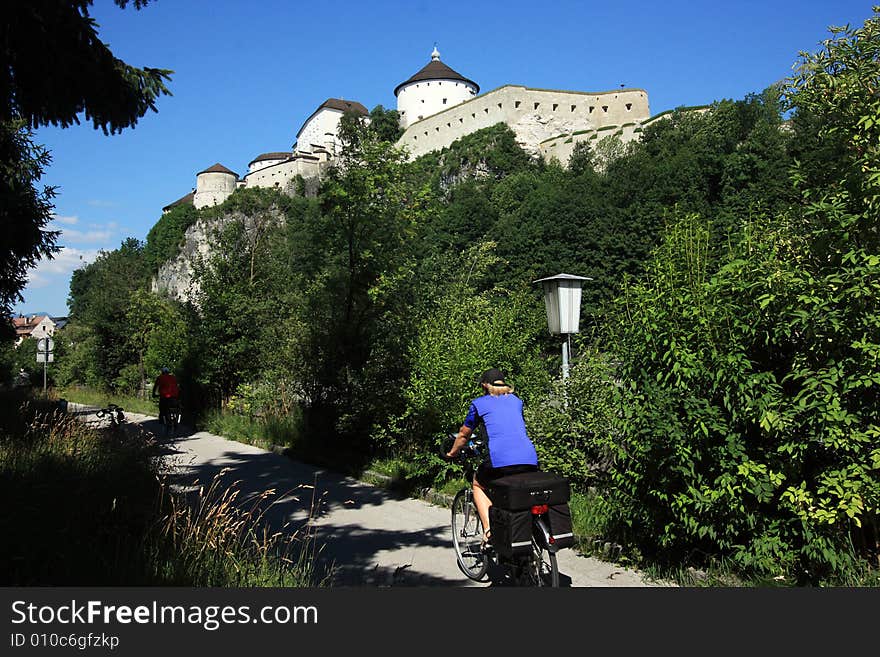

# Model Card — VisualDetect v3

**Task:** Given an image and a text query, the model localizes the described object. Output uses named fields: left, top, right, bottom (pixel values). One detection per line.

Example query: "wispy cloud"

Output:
left=25, top=247, right=99, bottom=289
left=49, top=216, right=118, bottom=246
left=61, top=227, right=114, bottom=244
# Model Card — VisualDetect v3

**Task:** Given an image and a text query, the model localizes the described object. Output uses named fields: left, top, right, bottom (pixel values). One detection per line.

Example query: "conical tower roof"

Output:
left=394, top=47, right=479, bottom=97
left=197, top=163, right=238, bottom=178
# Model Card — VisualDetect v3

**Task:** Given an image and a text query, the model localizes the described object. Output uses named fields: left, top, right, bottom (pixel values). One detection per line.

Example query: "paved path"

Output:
left=72, top=403, right=673, bottom=588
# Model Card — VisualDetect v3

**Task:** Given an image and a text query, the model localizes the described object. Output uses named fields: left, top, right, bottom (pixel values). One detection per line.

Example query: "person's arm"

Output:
left=446, top=425, right=473, bottom=458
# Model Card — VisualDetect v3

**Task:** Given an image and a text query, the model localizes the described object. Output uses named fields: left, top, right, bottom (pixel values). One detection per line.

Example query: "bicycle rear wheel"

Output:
left=451, top=488, right=489, bottom=581
left=515, top=540, right=559, bottom=587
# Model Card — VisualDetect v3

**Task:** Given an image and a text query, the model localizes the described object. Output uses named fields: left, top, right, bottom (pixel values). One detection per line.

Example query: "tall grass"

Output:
left=0, top=390, right=325, bottom=586
left=150, top=470, right=328, bottom=586
left=202, top=408, right=303, bottom=452
left=58, top=384, right=159, bottom=416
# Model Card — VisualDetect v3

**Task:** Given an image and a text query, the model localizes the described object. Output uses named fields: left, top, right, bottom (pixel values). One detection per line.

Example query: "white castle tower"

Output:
left=394, top=46, right=479, bottom=129
left=193, top=163, right=239, bottom=209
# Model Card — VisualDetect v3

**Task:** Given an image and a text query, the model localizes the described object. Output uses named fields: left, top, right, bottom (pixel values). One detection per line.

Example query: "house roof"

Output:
left=197, top=163, right=239, bottom=178
left=394, top=53, right=479, bottom=97
left=295, top=98, right=369, bottom=139
left=11, top=314, right=52, bottom=336
left=162, top=191, right=195, bottom=212
left=248, top=152, right=293, bottom=168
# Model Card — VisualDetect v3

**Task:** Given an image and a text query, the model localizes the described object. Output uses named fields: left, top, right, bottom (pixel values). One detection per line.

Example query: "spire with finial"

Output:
left=431, top=43, right=440, bottom=61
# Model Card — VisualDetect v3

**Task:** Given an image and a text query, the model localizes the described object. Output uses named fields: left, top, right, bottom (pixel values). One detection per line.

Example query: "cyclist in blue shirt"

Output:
left=446, top=367, right=539, bottom=546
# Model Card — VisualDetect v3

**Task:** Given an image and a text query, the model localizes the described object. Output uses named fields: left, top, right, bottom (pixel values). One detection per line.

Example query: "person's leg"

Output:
left=472, top=477, right=492, bottom=538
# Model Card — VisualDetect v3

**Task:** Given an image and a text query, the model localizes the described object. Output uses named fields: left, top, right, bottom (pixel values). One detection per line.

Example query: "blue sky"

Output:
left=14, top=0, right=877, bottom=317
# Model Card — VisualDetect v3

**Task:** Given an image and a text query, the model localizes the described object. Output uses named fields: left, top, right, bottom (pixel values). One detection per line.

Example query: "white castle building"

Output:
left=163, top=47, right=657, bottom=213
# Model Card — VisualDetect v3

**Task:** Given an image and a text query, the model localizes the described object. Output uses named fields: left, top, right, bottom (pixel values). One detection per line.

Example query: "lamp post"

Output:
left=533, top=273, right=591, bottom=380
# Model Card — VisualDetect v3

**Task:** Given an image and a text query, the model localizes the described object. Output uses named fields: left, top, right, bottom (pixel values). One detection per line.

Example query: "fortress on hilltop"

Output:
left=162, top=47, right=662, bottom=214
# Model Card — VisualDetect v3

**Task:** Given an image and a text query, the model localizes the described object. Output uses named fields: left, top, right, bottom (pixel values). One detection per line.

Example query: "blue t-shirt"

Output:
left=463, top=393, right=538, bottom=468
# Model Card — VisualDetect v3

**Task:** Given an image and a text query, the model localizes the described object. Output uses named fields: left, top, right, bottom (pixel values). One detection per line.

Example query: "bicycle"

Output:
left=445, top=435, right=562, bottom=587
left=156, top=396, right=180, bottom=437
left=95, top=403, right=125, bottom=428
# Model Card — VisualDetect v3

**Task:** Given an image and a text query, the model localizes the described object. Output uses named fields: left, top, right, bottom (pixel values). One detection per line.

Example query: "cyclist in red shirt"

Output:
left=151, top=367, right=180, bottom=428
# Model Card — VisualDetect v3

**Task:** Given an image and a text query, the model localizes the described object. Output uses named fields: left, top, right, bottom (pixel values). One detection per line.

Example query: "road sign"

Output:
left=37, top=337, right=54, bottom=352
left=37, top=352, right=54, bottom=363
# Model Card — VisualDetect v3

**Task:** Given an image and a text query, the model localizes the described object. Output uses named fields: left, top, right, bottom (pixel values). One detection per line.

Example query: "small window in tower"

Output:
left=552, top=103, right=558, bottom=111
left=602, top=106, right=608, bottom=112
left=424, top=131, right=428, bottom=136
left=443, top=98, right=447, bottom=104
left=626, top=103, right=632, bottom=111
left=421, top=99, right=425, bottom=103
left=484, top=108, right=489, bottom=114
left=459, top=118, right=463, bottom=123
left=589, top=106, right=594, bottom=113
left=498, top=103, right=502, bottom=109
left=472, top=113, right=476, bottom=118
left=447, top=122, right=451, bottom=127
left=515, top=101, right=521, bottom=108
left=534, top=102, right=540, bottom=110
left=571, top=105, right=576, bottom=112
left=436, top=127, right=440, bottom=131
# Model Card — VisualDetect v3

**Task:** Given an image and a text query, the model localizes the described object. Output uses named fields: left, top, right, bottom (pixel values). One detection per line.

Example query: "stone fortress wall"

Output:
left=399, top=84, right=650, bottom=159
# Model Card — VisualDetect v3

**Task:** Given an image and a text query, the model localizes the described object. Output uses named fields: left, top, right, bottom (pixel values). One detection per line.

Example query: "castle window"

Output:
left=484, top=108, right=489, bottom=114
left=436, top=127, right=440, bottom=131
left=472, top=113, right=476, bottom=118
left=625, top=103, right=632, bottom=111
left=602, top=106, right=608, bottom=112
left=552, top=103, right=558, bottom=111
left=447, top=122, right=451, bottom=127
left=571, top=105, right=576, bottom=112
left=443, top=98, right=447, bottom=104
left=515, top=101, right=521, bottom=108
left=498, top=103, right=502, bottom=109
left=459, top=118, right=463, bottom=123
left=534, top=102, right=540, bottom=110
left=589, top=106, right=594, bottom=113
left=421, top=99, right=425, bottom=103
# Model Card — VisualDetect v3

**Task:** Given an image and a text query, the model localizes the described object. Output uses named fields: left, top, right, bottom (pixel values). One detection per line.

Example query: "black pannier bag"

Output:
left=546, top=502, right=575, bottom=549
left=488, top=471, right=570, bottom=511
left=489, top=506, right=533, bottom=559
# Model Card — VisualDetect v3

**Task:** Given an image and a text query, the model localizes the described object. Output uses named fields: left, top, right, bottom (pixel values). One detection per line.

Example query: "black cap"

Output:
left=479, top=368, right=506, bottom=386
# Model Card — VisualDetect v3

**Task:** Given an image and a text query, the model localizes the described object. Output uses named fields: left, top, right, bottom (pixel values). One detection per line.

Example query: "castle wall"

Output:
left=249, top=156, right=289, bottom=174
left=242, top=155, right=327, bottom=190
left=397, top=78, right=478, bottom=129
left=397, top=85, right=650, bottom=159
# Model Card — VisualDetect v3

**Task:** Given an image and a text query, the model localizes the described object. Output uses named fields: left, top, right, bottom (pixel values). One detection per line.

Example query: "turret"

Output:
left=394, top=46, right=479, bottom=129
left=193, top=163, right=238, bottom=209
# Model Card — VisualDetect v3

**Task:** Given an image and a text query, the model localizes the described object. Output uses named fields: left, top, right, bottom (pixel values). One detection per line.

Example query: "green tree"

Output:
left=67, top=238, right=150, bottom=389
left=586, top=11, right=880, bottom=581
left=0, top=1, right=171, bottom=333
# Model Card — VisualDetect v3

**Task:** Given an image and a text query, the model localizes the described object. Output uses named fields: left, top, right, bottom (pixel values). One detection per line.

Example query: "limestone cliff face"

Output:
left=151, top=207, right=287, bottom=306
left=150, top=215, right=224, bottom=305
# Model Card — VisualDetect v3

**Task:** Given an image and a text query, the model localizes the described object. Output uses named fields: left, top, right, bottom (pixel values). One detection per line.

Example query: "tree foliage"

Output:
left=1, top=0, right=171, bottom=343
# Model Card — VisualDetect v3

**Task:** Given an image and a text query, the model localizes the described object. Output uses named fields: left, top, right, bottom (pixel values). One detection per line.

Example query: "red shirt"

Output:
left=155, top=373, right=179, bottom=398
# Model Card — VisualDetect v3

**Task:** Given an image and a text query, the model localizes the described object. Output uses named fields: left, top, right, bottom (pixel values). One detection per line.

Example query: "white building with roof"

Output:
left=395, top=46, right=479, bottom=129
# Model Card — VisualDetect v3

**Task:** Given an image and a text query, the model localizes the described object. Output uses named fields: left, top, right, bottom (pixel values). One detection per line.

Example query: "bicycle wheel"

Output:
left=451, top=489, right=489, bottom=581
left=516, top=540, right=559, bottom=587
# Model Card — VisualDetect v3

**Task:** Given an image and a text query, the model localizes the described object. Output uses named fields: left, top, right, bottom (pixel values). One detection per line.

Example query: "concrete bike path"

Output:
left=73, top=403, right=673, bottom=588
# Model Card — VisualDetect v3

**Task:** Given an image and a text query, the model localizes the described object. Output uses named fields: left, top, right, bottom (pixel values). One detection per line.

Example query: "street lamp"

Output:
left=533, top=273, right=592, bottom=380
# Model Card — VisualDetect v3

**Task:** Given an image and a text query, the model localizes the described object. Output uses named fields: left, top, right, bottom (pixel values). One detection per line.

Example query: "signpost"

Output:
left=36, top=337, right=54, bottom=392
